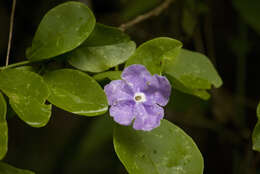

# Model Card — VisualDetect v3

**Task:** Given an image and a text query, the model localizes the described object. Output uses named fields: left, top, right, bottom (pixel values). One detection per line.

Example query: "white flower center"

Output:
left=134, top=92, right=146, bottom=103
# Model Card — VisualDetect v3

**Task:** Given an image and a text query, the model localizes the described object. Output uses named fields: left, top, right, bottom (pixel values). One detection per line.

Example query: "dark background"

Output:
left=0, top=0, right=260, bottom=173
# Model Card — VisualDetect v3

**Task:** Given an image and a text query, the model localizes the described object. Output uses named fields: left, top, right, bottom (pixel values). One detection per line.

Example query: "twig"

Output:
left=0, top=60, right=31, bottom=70
left=119, top=0, right=174, bottom=31
left=6, top=0, right=16, bottom=67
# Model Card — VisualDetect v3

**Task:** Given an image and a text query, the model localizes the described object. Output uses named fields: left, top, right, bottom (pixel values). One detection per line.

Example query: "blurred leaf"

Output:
left=0, top=162, right=35, bottom=174
left=44, top=69, right=108, bottom=116
left=164, top=49, right=222, bottom=99
left=252, top=102, right=260, bottom=151
left=26, top=1, right=96, bottom=60
left=233, top=0, right=260, bottom=35
left=0, top=69, right=52, bottom=127
left=121, top=0, right=161, bottom=20
left=181, top=8, right=197, bottom=36
left=126, top=37, right=183, bottom=74
left=114, top=119, right=204, bottom=174
left=68, top=23, right=136, bottom=72
left=66, top=115, right=114, bottom=173
left=0, top=92, right=7, bottom=160
left=93, top=71, right=122, bottom=81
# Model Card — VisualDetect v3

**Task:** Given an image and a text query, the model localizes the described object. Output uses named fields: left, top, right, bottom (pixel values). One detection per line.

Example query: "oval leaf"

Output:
left=0, top=92, right=7, bottom=160
left=164, top=49, right=222, bottom=100
left=0, top=69, right=52, bottom=127
left=68, top=23, right=136, bottom=72
left=0, top=162, right=35, bottom=174
left=253, top=102, right=260, bottom=151
left=26, top=1, right=96, bottom=60
left=43, top=69, right=108, bottom=116
left=114, top=119, right=204, bottom=174
left=125, top=37, right=183, bottom=74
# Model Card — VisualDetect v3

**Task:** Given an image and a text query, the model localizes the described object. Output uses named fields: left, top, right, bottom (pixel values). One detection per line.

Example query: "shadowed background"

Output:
left=0, top=0, right=260, bottom=173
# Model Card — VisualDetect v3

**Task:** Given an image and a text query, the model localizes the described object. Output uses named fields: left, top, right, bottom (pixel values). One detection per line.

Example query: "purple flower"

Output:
left=104, top=64, right=171, bottom=131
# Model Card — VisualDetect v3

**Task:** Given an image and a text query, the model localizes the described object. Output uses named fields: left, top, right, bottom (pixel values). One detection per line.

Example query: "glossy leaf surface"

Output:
left=44, top=69, right=108, bottom=116
left=164, top=49, right=222, bottom=99
left=26, top=1, right=96, bottom=60
left=114, top=119, right=204, bottom=174
left=68, top=23, right=136, bottom=72
left=0, top=69, right=51, bottom=127
left=125, top=37, right=182, bottom=74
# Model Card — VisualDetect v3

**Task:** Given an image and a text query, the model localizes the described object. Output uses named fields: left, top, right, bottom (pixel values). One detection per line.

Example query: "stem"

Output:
left=6, top=0, right=16, bottom=66
left=119, top=0, right=174, bottom=31
left=0, top=60, right=31, bottom=70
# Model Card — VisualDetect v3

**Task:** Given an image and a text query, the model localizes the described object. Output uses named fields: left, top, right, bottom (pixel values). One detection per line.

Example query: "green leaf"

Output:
left=167, top=75, right=210, bottom=100
left=114, top=119, right=204, bottom=174
left=0, top=92, right=8, bottom=160
left=0, top=69, right=52, bottom=127
left=93, top=71, right=122, bottom=81
left=43, top=69, right=108, bottom=116
left=164, top=49, right=222, bottom=99
left=125, top=37, right=183, bottom=74
left=252, top=102, right=260, bottom=151
left=233, top=0, right=260, bottom=35
left=181, top=8, right=197, bottom=36
left=0, top=162, right=35, bottom=174
left=68, top=23, right=136, bottom=72
left=26, top=1, right=96, bottom=60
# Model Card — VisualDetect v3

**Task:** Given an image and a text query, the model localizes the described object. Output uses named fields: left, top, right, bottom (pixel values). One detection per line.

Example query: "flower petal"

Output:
left=144, top=75, right=171, bottom=106
left=104, top=80, right=134, bottom=105
left=133, top=103, right=164, bottom=131
left=110, top=100, right=135, bottom=125
left=122, top=64, right=153, bottom=91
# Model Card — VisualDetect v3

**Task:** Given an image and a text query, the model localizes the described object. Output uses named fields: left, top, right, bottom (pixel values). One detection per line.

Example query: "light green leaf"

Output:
left=164, top=49, right=222, bottom=99
left=0, top=92, right=7, bottom=160
left=233, top=0, right=260, bottom=35
left=26, top=1, right=96, bottom=60
left=0, top=162, right=35, bottom=174
left=125, top=37, right=183, bottom=74
left=252, top=102, right=260, bottom=151
left=114, top=119, right=204, bottom=174
left=93, top=71, right=122, bottom=81
left=0, top=69, right=52, bottom=127
left=68, top=23, right=136, bottom=72
left=43, top=69, right=108, bottom=116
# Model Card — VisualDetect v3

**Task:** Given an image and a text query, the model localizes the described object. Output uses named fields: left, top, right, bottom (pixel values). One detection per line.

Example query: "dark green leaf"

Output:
left=0, top=92, right=7, bottom=160
left=44, top=69, right=108, bottom=116
left=164, top=49, right=222, bottom=100
left=125, top=37, right=183, bottom=74
left=68, top=23, right=136, bottom=72
left=0, top=69, right=52, bottom=127
left=233, top=0, right=260, bottom=35
left=93, top=71, right=122, bottom=81
left=0, top=162, right=35, bottom=174
left=26, top=1, right=96, bottom=60
left=114, top=119, right=204, bottom=174
left=253, top=102, right=260, bottom=151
